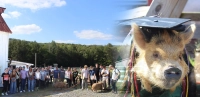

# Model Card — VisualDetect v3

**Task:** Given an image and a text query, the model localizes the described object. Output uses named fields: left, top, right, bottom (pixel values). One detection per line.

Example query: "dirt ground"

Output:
left=2, top=84, right=123, bottom=97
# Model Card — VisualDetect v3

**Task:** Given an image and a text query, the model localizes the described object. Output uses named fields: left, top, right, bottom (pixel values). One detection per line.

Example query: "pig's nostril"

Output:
left=164, top=67, right=182, bottom=80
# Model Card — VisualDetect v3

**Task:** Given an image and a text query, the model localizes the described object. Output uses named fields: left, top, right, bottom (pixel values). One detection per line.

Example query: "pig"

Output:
left=53, top=82, right=67, bottom=90
left=91, top=82, right=103, bottom=92
left=131, top=23, right=196, bottom=93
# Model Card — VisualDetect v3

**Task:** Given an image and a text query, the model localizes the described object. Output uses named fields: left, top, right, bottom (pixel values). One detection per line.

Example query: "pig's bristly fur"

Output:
left=131, top=23, right=196, bottom=93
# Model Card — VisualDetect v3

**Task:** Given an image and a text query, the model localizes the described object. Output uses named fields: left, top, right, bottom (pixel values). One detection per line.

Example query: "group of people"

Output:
left=1, top=63, right=120, bottom=96
left=80, top=63, right=120, bottom=94
left=1, top=66, right=52, bottom=95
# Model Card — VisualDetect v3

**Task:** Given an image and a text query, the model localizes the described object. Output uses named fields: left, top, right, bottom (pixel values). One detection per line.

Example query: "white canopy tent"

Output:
left=9, top=60, right=34, bottom=67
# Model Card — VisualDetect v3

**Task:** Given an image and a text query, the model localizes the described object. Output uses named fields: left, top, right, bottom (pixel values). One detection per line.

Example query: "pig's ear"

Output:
left=181, top=23, right=196, bottom=44
left=132, top=23, right=146, bottom=50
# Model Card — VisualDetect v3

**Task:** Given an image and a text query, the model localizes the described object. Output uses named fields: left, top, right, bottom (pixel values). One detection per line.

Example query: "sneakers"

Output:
left=5, top=92, right=8, bottom=95
left=32, top=90, right=34, bottom=92
left=2, top=93, right=4, bottom=96
left=23, top=90, right=25, bottom=92
left=20, top=91, right=22, bottom=93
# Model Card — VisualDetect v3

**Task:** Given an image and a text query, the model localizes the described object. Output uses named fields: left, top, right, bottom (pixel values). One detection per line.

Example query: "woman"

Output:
left=1, top=68, right=10, bottom=95
left=16, top=68, right=20, bottom=92
left=65, top=67, right=72, bottom=87
left=27, top=67, right=35, bottom=92
left=10, top=68, right=17, bottom=94
left=35, top=69, right=40, bottom=91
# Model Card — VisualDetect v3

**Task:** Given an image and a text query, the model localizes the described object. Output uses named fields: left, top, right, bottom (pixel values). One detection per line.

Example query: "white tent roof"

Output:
left=9, top=60, right=34, bottom=66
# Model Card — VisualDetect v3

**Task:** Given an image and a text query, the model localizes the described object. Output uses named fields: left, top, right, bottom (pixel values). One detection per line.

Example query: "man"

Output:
left=99, top=64, right=103, bottom=81
left=110, top=65, right=120, bottom=94
left=101, top=65, right=109, bottom=89
left=25, top=65, right=29, bottom=72
left=59, top=66, right=65, bottom=82
left=72, top=68, right=78, bottom=86
left=93, top=63, right=100, bottom=83
left=20, top=67, right=27, bottom=93
left=45, top=67, right=50, bottom=86
left=81, top=65, right=90, bottom=90
left=40, top=67, right=47, bottom=88
left=89, top=66, right=96, bottom=87
left=53, top=67, right=60, bottom=84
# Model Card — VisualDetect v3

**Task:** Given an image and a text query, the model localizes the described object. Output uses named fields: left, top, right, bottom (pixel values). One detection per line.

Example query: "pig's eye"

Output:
left=153, top=53, right=159, bottom=58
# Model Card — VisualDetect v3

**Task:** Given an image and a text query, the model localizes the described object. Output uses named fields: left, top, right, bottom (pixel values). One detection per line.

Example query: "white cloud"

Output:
left=2, top=11, right=21, bottom=18
left=11, top=24, right=42, bottom=34
left=55, top=40, right=76, bottom=43
left=74, top=30, right=113, bottom=40
left=2, top=13, right=11, bottom=18
left=8, top=11, right=21, bottom=18
left=0, top=0, right=66, bottom=10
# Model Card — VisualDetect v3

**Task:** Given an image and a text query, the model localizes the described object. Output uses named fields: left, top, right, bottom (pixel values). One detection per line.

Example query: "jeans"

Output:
left=82, top=78, right=88, bottom=89
left=35, top=79, right=40, bottom=88
left=21, top=79, right=26, bottom=91
left=112, top=80, right=117, bottom=93
left=16, top=79, right=20, bottom=91
left=73, top=77, right=77, bottom=85
left=10, top=81, right=17, bottom=94
left=2, top=80, right=9, bottom=93
left=40, top=80, right=45, bottom=88
left=66, top=78, right=72, bottom=87
left=28, top=79, right=34, bottom=91
left=110, top=78, right=112, bottom=89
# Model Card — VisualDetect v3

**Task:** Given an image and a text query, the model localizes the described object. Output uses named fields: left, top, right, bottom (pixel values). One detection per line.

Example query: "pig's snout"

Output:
left=164, top=66, right=182, bottom=80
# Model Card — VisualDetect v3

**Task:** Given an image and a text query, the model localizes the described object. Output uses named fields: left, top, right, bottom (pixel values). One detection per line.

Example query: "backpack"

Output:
left=114, top=68, right=121, bottom=80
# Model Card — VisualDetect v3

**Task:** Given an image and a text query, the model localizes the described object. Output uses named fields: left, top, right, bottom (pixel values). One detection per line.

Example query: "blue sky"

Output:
left=1, top=0, right=130, bottom=45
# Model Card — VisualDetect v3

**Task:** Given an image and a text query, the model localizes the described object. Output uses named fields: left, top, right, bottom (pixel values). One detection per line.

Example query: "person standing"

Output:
left=1, top=68, right=10, bottom=95
left=53, top=67, right=59, bottom=84
left=9, top=68, right=17, bottom=94
left=27, top=67, right=35, bottom=92
left=59, top=66, right=65, bottom=82
left=65, top=67, right=72, bottom=87
left=40, top=68, right=46, bottom=89
left=89, top=66, right=96, bottom=87
left=45, top=67, right=50, bottom=87
left=72, top=68, right=78, bottom=86
left=49, top=66, right=53, bottom=83
left=101, top=65, right=109, bottom=90
left=35, top=69, right=40, bottom=91
left=16, top=68, right=20, bottom=92
left=78, top=67, right=83, bottom=88
left=81, top=65, right=89, bottom=90
left=99, top=64, right=103, bottom=82
left=108, top=65, right=113, bottom=89
left=20, top=67, right=27, bottom=93
left=93, top=63, right=100, bottom=83
left=110, top=65, right=120, bottom=94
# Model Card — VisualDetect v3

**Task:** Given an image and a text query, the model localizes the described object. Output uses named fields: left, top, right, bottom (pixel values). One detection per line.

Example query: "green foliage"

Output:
left=9, top=38, right=123, bottom=67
